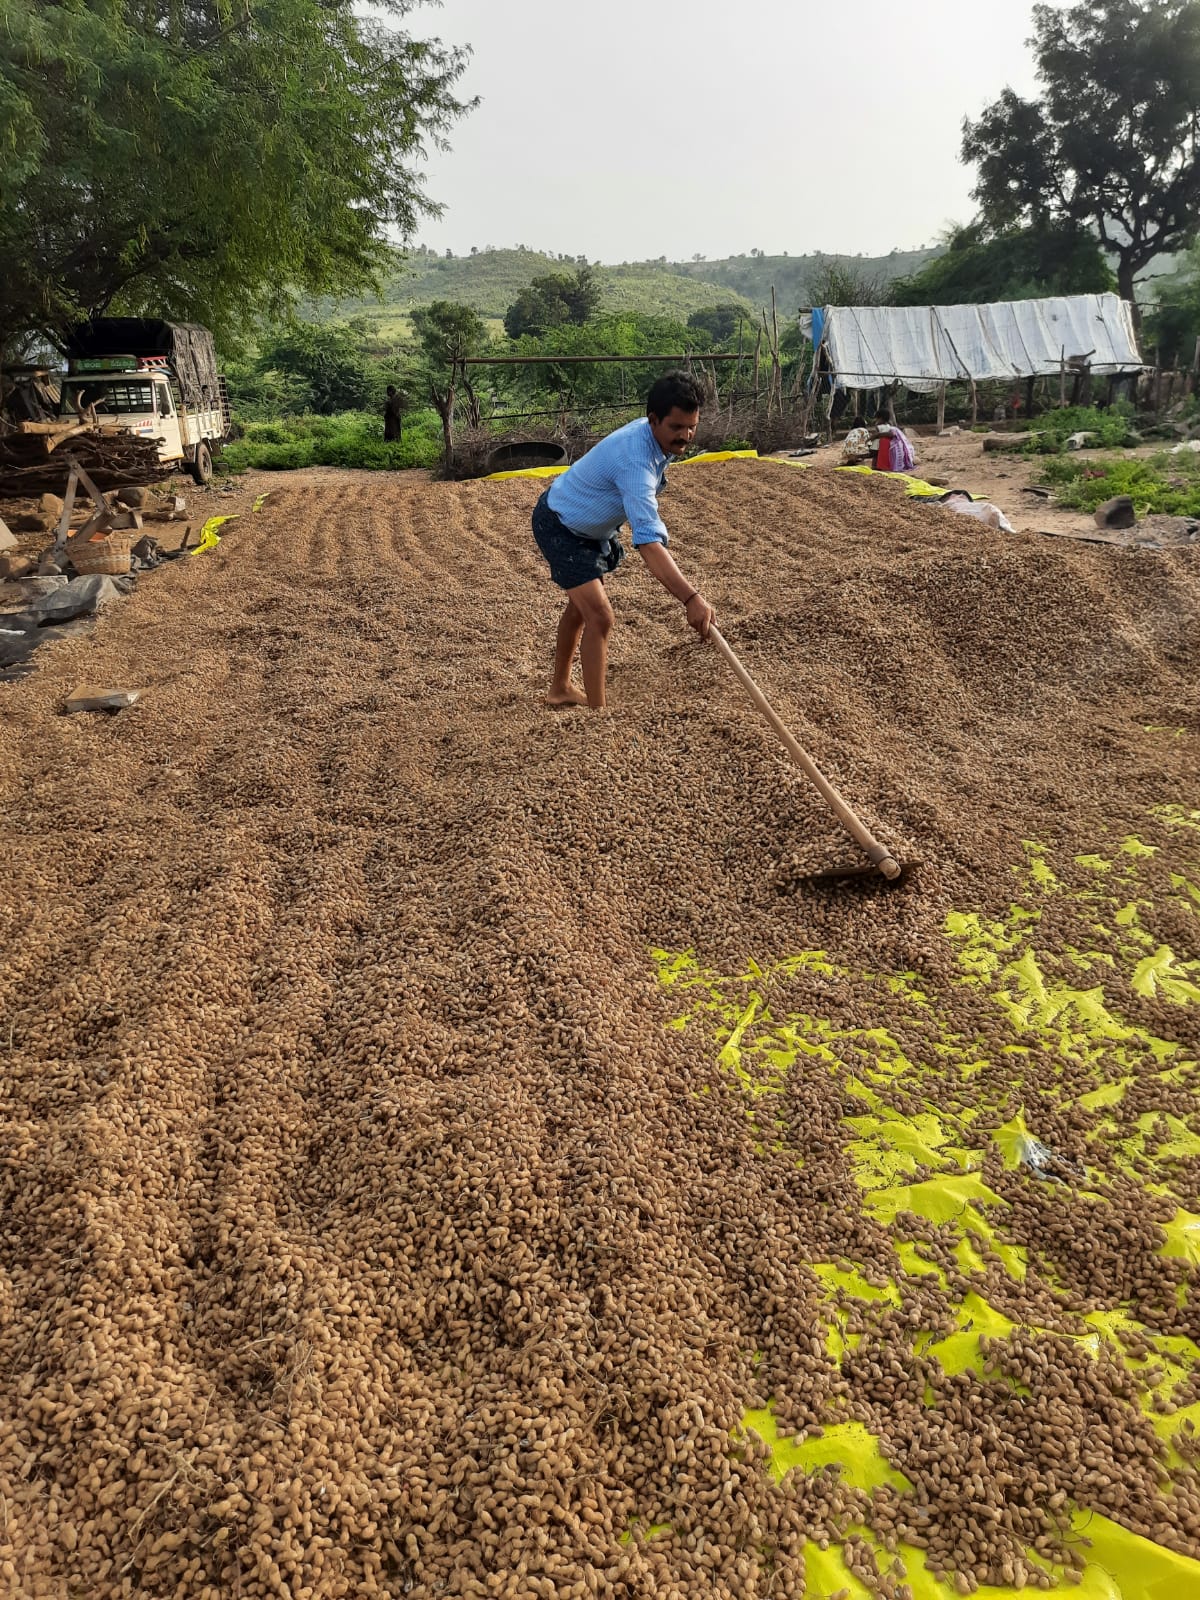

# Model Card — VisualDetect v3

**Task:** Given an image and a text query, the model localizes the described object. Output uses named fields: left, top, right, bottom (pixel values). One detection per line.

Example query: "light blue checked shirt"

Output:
left=547, top=418, right=670, bottom=547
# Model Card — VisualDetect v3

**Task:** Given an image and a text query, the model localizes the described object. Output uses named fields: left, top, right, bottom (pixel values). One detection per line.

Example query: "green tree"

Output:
left=892, top=222, right=1115, bottom=306
left=0, top=0, right=474, bottom=358
left=687, top=305, right=752, bottom=343
left=501, top=314, right=705, bottom=412
left=561, top=266, right=601, bottom=325
left=963, top=1, right=1200, bottom=307
left=803, top=257, right=890, bottom=308
left=411, top=301, right=487, bottom=461
left=503, top=267, right=601, bottom=338
left=257, top=322, right=386, bottom=415
left=1146, top=244, right=1200, bottom=365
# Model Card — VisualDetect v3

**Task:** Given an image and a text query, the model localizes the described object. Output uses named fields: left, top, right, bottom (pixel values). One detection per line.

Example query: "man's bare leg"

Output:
left=563, top=579, right=614, bottom=710
left=546, top=597, right=588, bottom=706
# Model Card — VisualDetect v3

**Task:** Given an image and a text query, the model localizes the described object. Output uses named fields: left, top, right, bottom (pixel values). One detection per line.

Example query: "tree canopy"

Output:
left=1146, top=244, right=1200, bottom=364
left=892, top=222, right=1114, bottom=307
left=0, top=0, right=473, bottom=356
left=411, top=302, right=488, bottom=374
left=963, top=0, right=1200, bottom=304
left=502, top=267, right=601, bottom=339
left=226, top=321, right=410, bottom=419
left=499, top=314, right=715, bottom=411
left=686, top=305, right=752, bottom=343
left=411, top=300, right=488, bottom=457
left=802, top=257, right=891, bottom=309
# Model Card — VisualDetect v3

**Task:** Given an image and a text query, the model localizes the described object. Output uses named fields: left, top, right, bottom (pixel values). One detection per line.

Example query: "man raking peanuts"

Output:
left=530, top=371, right=908, bottom=880
left=531, top=371, right=715, bottom=709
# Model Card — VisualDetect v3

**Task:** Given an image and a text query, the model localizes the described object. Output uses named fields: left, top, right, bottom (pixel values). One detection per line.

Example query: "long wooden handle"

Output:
left=707, top=625, right=902, bottom=881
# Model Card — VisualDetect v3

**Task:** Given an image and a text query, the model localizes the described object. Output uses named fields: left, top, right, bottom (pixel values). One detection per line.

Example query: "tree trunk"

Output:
left=463, top=377, right=481, bottom=429
left=1117, top=255, right=1142, bottom=337
left=432, top=384, right=455, bottom=468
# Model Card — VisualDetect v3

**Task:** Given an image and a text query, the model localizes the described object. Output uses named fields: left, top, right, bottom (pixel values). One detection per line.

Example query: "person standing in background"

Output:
left=383, top=385, right=405, bottom=442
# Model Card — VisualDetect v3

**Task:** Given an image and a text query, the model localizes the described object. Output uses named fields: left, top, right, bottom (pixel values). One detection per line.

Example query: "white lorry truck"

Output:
left=59, top=319, right=231, bottom=484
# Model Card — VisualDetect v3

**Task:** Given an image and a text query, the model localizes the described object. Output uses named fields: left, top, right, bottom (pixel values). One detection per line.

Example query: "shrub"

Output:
left=1019, top=404, right=1138, bottom=454
left=1039, top=449, right=1200, bottom=516
left=219, top=408, right=444, bottom=473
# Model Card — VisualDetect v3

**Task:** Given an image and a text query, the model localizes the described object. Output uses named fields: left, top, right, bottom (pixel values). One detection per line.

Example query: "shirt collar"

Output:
left=643, top=417, right=669, bottom=469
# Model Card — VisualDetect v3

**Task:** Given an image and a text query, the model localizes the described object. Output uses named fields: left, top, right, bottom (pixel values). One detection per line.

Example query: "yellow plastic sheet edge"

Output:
left=190, top=493, right=270, bottom=555
left=483, top=452, right=974, bottom=502
left=834, top=462, right=978, bottom=500
left=484, top=463, right=569, bottom=481
left=484, top=448, right=759, bottom=482
left=189, top=513, right=238, bottom=556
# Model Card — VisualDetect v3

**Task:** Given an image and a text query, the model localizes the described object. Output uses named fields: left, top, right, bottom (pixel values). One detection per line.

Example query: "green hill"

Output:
left=668, top=247, right=942, bottom=310
left=308, top=244, right=945, bottom=336
left=313, top=249, right=758, bottom=329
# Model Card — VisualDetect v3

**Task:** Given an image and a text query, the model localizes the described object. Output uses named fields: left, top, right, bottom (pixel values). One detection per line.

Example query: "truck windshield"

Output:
left=62, top=380, right=159, bottom=417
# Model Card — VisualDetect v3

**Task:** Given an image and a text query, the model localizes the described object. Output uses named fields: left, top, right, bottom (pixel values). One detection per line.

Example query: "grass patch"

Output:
left=1039, top=448, right=1200, bottom=516
left=1018, top=405, right=1139, bottom=454
left=220, top=409, right=444, bottom=473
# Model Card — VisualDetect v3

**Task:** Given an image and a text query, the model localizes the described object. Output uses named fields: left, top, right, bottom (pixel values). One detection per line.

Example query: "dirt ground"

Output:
left=795, top=429, right=1167, bottom=541
left=1, top=460, right=1199, bottom=1599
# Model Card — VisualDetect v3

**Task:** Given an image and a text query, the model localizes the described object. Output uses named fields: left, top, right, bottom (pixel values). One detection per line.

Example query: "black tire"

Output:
left=190, top=442, right=213, bottom=485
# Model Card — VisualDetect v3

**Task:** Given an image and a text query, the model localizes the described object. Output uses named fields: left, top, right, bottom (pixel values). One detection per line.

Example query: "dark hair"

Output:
left=386, top=385, right=396, bottom=396
left=873, top=407, right=890, bottom=421
left=851, top=415, right=866, bottom=428
left=646, top=370, right=703, bottom=420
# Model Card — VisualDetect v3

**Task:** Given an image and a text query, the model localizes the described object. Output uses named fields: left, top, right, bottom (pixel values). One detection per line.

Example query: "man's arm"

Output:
left=637, top=540, right=715, bottom=640
left=615, top=457, right=714, bottom=637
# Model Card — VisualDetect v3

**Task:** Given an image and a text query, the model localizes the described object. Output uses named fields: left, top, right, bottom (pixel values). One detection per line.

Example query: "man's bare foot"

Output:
left=544, top=686, right=590, bottom=708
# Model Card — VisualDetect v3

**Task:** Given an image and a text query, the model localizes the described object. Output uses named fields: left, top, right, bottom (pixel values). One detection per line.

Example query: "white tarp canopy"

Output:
left=817, top=294, right=1144, bottom=393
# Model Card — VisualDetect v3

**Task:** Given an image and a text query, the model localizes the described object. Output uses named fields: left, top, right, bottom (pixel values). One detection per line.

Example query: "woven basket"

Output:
left=66, top=532, right=134, bottom=576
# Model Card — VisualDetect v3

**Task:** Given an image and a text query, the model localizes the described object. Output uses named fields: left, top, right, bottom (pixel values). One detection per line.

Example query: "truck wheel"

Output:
left=190, top=442, right=213, bottom=485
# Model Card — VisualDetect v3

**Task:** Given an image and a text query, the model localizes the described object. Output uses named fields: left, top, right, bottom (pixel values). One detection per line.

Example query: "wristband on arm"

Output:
left=680, top=590, right=698, bottom=606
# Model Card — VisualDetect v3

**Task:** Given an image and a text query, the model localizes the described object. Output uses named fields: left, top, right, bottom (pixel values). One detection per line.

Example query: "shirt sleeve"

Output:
left=617, top=459, right=669, bottom=546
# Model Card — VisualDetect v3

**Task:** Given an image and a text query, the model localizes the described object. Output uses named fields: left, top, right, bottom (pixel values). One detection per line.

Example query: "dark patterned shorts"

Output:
left=532, top=490, right=625, bottom=591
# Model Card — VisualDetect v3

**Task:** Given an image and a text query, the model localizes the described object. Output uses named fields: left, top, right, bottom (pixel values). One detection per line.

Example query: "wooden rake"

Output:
left=707, top=626, right=916, bottom=885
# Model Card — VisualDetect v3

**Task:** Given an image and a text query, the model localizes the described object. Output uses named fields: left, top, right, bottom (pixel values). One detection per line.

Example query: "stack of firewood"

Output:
left=0, top=423, right=166, bottom=497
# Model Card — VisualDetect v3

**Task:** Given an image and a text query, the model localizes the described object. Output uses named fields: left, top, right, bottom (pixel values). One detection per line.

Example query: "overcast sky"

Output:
left=410, top=0, right=1065, bottom=262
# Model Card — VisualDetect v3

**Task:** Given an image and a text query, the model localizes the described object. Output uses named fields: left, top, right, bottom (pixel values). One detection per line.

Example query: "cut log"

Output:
left=982, top=432, right=1043, bottom=454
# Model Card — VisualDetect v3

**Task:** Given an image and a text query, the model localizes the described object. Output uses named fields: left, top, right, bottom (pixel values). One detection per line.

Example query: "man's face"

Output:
left=649, top=405, right=700, bottom=456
